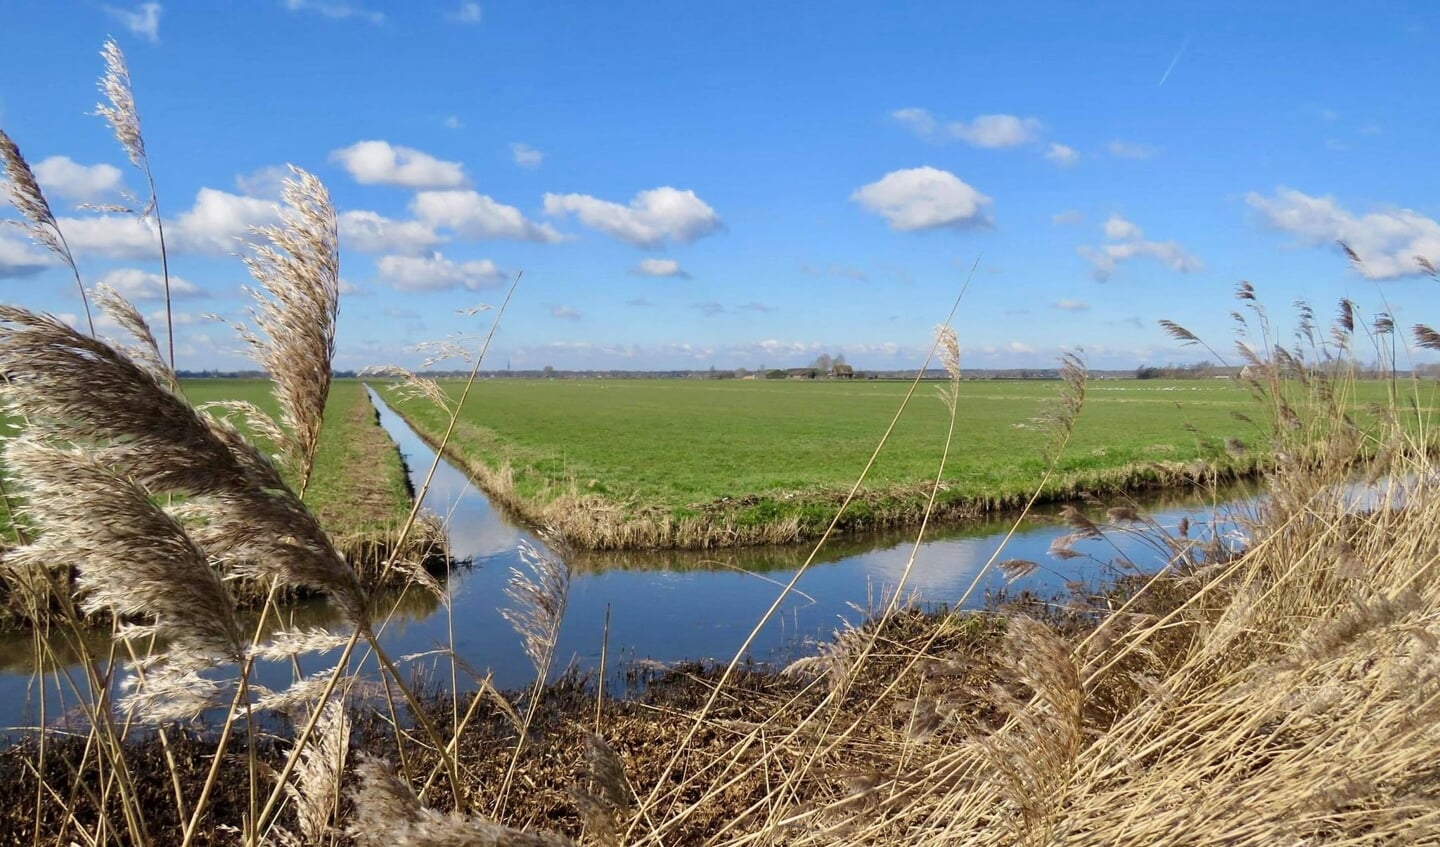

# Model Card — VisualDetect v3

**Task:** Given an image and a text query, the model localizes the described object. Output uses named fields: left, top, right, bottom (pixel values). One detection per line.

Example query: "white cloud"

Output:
left=33, top=156, right=124, bottom=202
left=509, top=142, right=543, bottom=169
left=411, top=190, right=563, bottom=242
left=1008, top=341, right=1037, bottom=354
left=146, top=309, right=205, bottom=326
left=547, top=304, right=581, bottom=320
left=329, top=140, right=466, bottom=189
left=104, top=3, right=162, bottom=43
left=1052, top=210, right=1084, bottom=225
left=543, top=186, right=722, bottom=247
left=234, top=165, right=290, bottom=199
left=1078, top=215, right=1202, bottom=280
left=851, top=166, right=992, bottom=232
left=892, top=109, right=1042, bottom=148
left=948, top=114, right=1042, bottom=148
left=54, top=214, right=159, bottom=259
left=96, top=268, right=202, bottom=300
left=1103, top=215, right=1143, bottom=240
left=1246, top=187, right=1440, bottom=279
left=1108, top=139, right=1160, bottom=159
left=1053, top=299, right=1090, bottom=312
left=170, top=188, right=279, bottom=253
left=631, top=258, right=689, bottom=278
left=891, top=107, right=938, bottom=138
left=1044, top=143, right=1079, bottom=166
left=55, top=187, right=276, bottom=260
left=375, top=252, right=504, bottom=292
left=445, top=2, right=481, bottom=23
left=338, top=210, right=444, bottom=254
left=0, top=235, right=53, bottom=278
left=443, top=115, right=463, bottom=129
left=282, top=0, right=383, bottom=24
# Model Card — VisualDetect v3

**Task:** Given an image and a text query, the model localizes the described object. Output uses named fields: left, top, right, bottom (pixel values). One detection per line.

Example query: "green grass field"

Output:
left=387, top=376, right=1433, bottom=549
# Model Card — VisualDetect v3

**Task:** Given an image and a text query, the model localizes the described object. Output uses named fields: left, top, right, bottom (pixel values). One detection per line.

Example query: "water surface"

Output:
left=0, top=387, right=1253, bottom=731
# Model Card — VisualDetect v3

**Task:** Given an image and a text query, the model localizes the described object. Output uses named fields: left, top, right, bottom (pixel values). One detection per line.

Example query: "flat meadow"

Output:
left=385, top=375, right=1421, bottom=549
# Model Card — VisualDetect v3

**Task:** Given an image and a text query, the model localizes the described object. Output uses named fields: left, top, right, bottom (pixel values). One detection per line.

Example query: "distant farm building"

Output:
left=832, top=363, right=854, bottom=379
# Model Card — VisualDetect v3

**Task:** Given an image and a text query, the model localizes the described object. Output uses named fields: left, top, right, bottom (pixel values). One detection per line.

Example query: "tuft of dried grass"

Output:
left=0, top=130, right=94, bottom=334
left=232, top=167, right=342, bottom=494
left=350, top=755, right=573, bottom=847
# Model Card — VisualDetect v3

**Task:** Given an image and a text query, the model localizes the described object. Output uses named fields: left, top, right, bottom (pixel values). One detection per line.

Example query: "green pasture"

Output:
left=389, top=376, right=1432, bottom=538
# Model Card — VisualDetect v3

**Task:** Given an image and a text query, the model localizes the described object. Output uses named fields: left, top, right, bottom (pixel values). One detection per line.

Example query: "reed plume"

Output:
left=285, top=699, right=352, bottom=844
left=233, top=167, right=341, bottom=494
left=4, top=440, right=243, bottom=665
left=0, top=305, right=366, bottom=623
left=0, top=130, right=94, bottom=334
left=95, top=38, right=176, bottom=368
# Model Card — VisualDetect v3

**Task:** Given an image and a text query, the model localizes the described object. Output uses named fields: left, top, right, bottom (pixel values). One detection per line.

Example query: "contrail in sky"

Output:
left=1159, top=37, right=1189, bottom=86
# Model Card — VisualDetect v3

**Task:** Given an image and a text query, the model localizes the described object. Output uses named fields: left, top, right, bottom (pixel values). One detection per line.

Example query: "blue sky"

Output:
left=1, top=1, right=1438, bottom=372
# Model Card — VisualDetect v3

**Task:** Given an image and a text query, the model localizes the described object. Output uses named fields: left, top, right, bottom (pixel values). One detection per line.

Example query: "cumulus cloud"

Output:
left=1246, top=187, right=1440, bottom=279
left=96, top=268, right=202, bottom=300
left=509, top=142, right=543, bottom=169
left=234, top=165, right=291, bottom=199
left=104, top=2, right=161, bottom=43
left=146, top=309, right=205, bottom=326
left=376, top=252, right=504, bottom=291
left=53, top=214, right=159, bottom=260
left=851, top=166, right=992, bottom=232
left=547, top=304, right=581, bottom=320
left=1103, top=215, right=1143, bottom=240
left=1053, top=299, right=1091, bottom=312
left=543, top=186, right=722, bottom=247
left=282, top=0, right=384, bottom=24
left=338, top=210, right=444, bottom=254
left=1078, top=215, right=1202, bottom=280
left=1052, top=210, right=1084, bottom=225
left=445, top=2, right=481, bottom=23
left=949, top=114, right=1042, bottom=148
left=631, top=258, right=689, bottom=278
left=411, top=189, right=563, bottom=242
left=1108, top=139, right=1160, bottom=159
left=891, top=107, right=938, bottom=138
left=1045, top=143, right=1079, bottom=166
left=57, top=187, right=280, bottom=259
left=0, top=236, right=53, bottom=278
left=33, top=156, right=124, bottom=202
left=892, top=109, right=1042, bottom=148
left=330, top=140, right=466, bottom=189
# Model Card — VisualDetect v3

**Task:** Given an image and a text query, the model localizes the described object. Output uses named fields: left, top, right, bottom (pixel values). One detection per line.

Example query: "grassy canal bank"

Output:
left=384, top=376, right=1424, bottom=550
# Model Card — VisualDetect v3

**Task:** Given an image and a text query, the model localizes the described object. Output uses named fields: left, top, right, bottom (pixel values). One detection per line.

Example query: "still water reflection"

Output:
left=0, top=387, right=1253, bottom=730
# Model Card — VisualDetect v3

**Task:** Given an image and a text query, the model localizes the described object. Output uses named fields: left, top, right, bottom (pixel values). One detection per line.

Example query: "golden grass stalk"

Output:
left=96, top=37, right=176, bottom=370
left=234, top=167, right=341, bottom=495
left=0, top=130, right=94, bottom=335
left=285, top=699, right=352, bottom=844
